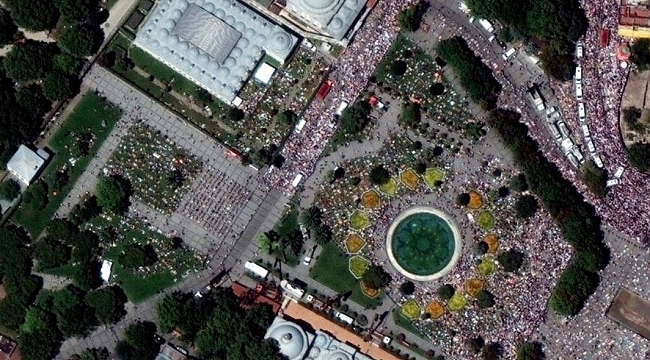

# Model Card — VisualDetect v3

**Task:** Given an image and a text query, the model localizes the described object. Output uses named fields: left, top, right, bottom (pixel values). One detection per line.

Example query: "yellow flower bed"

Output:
left=360, top=281, right=380, bottom=298
left=447, top=293, right=467, bottom=312
left=345, top=233, right=366, bottom=254
left=477, top=211, right=495, bottom=230
left=400, top=169, right=420, bottom=189
left=426, top=300, right=446, bottom=319
left=349, top=256, right=371, bottom=279
left=468, top=190, right=484, bottom=210
left=423, top=168, right=444, bottom=188
left=465, top=278, right=485, bottom=297
left=401, top=299, right=421, bottom=319
left=361, top=189, right=381, bottom=209
left=378, top=177, right=399, bottom=195
left=349, top=209, right=371, bottom=230
left=477, top=256, right=496, bottom=277
left=484, top=234, right=499, bottom=254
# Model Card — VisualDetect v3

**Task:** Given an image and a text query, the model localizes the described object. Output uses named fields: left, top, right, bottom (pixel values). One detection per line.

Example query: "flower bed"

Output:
left=349, top=256, right=371, bottom=279
left=477, top=256, right=496, bottom=277
left=477, top=211, right=495, bottom=230
left=447, top=293, right=468, bottom=312
left=361, top=189, right=381, bottom=209
left=400, top=168, right=420, bottom=189
left=468, top=190, right=484, bottom=210
left=424, top=168, right=444, bottom=188
left=349, top=210, right=371, bottom=230
left=345, top=233, right=367, bottom=254
left=378, top=177, right=399, bottom=196
left=401, top=299, right=422, bottom=319
left=466, top=278, right=485, bottom=297
left=360, top=281, right=380, bottom=298
left=426, top=300, right=446, bottom=319
left=484, top=234, right=499, bottom=254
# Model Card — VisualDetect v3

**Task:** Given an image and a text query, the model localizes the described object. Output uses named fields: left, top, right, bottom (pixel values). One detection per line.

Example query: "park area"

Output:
left=12, top=92, right=122, bottom=237
left=105, top=124, right=202, bottom=213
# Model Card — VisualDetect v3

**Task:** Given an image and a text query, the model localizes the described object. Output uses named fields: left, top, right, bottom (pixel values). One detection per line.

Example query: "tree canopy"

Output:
left=514, top=194, right=538, bottom=218
left=16, top=84, right=52, bottom=118
left=55, top=0, right=97, bottom=24
left=4, top=41, right=58, bottom=82
left=517, top=341, right=545, bottom=360
left=116, top=321, right=160, bottom=360
left=399, top=103, right=421, bottom=128
left=339, top=100, right=372, bottom=136
left=0, top=8, right=18, bottom=46
left=632, top=39, right=650, bottom=71
left=627, top=142, right=650, bottom=173
left=4, top=0, right=59, bottom=31
left=497, top=250, right=525, bottom=272
left=58, top=24, right=101, bottom=58
left=362, top=264, right=392, bottom=290
left=85, top=286, right=127, bottom=325
left=118, top=244, right=158, bottom=269
left=437, top=37, right=501, bottom=108
left=397, top=1, right=428, bottom=32
left=0, top=178, right=21, bottom=200
left=96, top=175, right=132, bottom=214
left=476, top=290, right=496, bottom=309
left=32, top=236, right=70, bottom=270
left=43, top=70, right=79, bottom=101
left=540, top=39, right=576, bottom=82
left=580, top=160, right=607, bottom=198
left=369, top=165, right=391, bottom=185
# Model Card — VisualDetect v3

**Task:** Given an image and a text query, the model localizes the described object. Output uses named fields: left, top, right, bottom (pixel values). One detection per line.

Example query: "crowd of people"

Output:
left=261, top=0, right=417, bottom=194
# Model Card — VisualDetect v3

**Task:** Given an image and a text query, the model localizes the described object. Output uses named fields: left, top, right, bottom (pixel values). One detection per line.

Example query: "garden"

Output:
left=105, top=124, right=203, bottom=213
left=12, top=92, right=122, bottom=237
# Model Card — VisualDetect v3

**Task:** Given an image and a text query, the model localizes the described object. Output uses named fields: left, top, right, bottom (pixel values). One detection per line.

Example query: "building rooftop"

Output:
left=6, top=145, right=46, bottom=186
left=284, top=0, right=367, bottom=40
left=134, top=0, right=298, bottom=103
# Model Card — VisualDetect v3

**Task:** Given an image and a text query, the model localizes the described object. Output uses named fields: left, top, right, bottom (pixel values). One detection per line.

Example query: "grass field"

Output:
left=12, top=92, right=122, bottom=237
left=392, top=307, right=424, bottom=337
left=310, top=242, right=383, bottom=309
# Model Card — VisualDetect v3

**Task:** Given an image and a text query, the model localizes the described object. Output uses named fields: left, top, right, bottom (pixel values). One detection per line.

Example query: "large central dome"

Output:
left=268, top=323, right=308, bottom=360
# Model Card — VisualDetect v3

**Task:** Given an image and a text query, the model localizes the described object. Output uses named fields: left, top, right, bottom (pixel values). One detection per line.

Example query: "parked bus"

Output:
left=578, top=103, right=586, bottom=121
left=575, top=66, right=582, bottom=84
left=576, top=83, right=583, bottom=101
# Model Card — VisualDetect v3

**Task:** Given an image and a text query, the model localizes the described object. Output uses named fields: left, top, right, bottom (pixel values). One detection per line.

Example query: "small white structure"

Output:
left=254, top=63, right=276, bottom=85
left=7, top=145, right=48, bottom=186
left=244, top=261, right=269, bottom=279
left=100, top=260, right=113, bottom=283
left=280, top=279, right=305, bottom=299
left=291, top=173, right=304, bottom=187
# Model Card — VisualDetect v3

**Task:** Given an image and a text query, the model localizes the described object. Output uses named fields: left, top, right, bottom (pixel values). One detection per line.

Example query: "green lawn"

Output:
left=111, top=265, right=176, bottom=303
left=392, top=307, right=424, bottom=337
left=11, top=92, right=122, bottom=237
left=310, top=243, right=383, bottom=309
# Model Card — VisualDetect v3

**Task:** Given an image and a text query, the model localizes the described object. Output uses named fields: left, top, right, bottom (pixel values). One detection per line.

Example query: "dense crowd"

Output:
left=262, top=0, right=417, bottom=194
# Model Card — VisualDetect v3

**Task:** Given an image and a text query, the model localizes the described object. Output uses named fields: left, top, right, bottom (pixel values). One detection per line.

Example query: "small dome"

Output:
left=328, top=351, right=351, bottom=360
left=225, top=15, right=236, bottom=25
left=235, top=21, right=246, bottom=32
left=204, top=3, right=215, bottom=12
left=230, top=47, right=243, bottom=57
left=172, top=9, right=183, bottom=18
left=217, top=67, right=230, bottom=77
left=329, top=18, right=343, bottom=30
left=179, top=41, right=190, bottom=50
left=309, top=347, right=321, bottom=357
left=304, top=0, right=336, bottom=10
left=151, top=39, right=160, bottom=48
left=158, top=28, right=169, bottom=37
left=215, top=9, right=226, bottom=18
left=195, top=0, right=205, bottom=5
left=245, top=28, right=256, bottom=38
left=224, top=57, right=236, bottom=67
left=269, top=324, right=308, bottom=360
left=168, top=35, right=179, bottom=44
left=254, top=34, right=267, bottom=43
left=271, top=32, right=292, bottom=51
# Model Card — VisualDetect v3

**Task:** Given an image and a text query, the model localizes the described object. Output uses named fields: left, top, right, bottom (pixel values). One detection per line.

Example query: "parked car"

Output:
left=303, top=256, right=312, bottom=265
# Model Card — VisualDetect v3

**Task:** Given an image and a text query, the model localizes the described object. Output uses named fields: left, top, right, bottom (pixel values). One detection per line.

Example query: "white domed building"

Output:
left=133, top=0, right=298, bottom=104
left=280, top=0, right=367, bottom=41
left=265, top=318, right=374, bottom=360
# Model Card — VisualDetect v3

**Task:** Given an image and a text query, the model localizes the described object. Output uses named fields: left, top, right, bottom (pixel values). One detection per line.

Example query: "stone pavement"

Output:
left=54, top=65, right=290, bottom=359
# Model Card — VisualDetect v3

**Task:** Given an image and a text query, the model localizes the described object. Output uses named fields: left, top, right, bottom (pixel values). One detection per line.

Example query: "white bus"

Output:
left=575, top=66, right=582, bottom=84
left=581, top=124, right=590, bottom=137
left=567, top=152, right=580, bottom=167
left=572, top=147, right=585, bottom=163
left=576, top=83, right=583, bottom=101
left=557, top=121, right=570, bottom=138
left=501, top=48, right=516, bottom=60
left=593, top=155, right=603, bottom=168
left=244, top=261, right=269, bottom=279
left=578, top=103, right=586, bottom=121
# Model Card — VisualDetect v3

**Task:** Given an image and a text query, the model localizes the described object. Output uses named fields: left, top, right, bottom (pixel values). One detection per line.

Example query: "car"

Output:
left=303, top=256, right=312, bottom=265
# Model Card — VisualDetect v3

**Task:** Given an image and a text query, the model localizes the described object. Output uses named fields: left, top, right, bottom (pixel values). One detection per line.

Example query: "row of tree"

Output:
left=154, top=288, right=284, bottom=360
left=437, top=37, right=502, bottom=109
left=487, top=109, right=609, bottom=315
left=464, top=0, right=587, bottom=81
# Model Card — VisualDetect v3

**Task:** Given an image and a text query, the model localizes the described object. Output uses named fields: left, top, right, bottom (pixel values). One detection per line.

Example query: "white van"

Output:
left=576, top=43, right=584, bottom=58
left=575, top=66, right=582, bottom=84
left=578, top=103, right=586, bottom=121
left=488, top=34, right=496, bottom=42
left=501, top=48, right=516, bottom=61
left=581, top=124, right=590, bottom=137
left=576, top=83, right=583, bottom=101
left=586, top=138, right=596, bottom=153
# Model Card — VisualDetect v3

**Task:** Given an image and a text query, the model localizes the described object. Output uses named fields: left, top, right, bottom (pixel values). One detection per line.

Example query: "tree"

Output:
left=399, top=281, right=415, bottom=296
left=53, top=53, right=84, bottom=75
left=96, top=175, right=132, bottom=214
left=22, top=180, right=49, bottom=210
left=226, top=107, right=245, bottom=122
left=155, top=292, right=184, bottom=334
left=632, top=39, right=650, bottom=70
left=46, top=218, right=79, bottom=244
left=580, top=160, right=607, bottom=198
left=0, top=179, right=21, bottom=200
left=339, top=101, right=372, bottom=135
left=574, top=243, right=610, bottom=272
left=390, top=60, right=407, bottom=76
left=429, top=83, right=444, bottom=96
left=474, top=241, right=488, bottom=256
left=69, top=195, right=101, bottom=225
left=399, top=103, right=421, bottom=128
left=19, top=326, right=63, bottom=360
left=17, top=85, right=52, bottom=118
left=497, top=250, right=525, bottom=272
left=369, top=165, right=391, bottom=185
left=514, top=195, right=538, bottom=218
left=628, top=142, right=650, bottom=173
left=476, top=290, right=495, bottom=309
left=540, top=39, right=575, bottom=82
left=301, top=206, right=322, bottom=230
left=437, top=284, right=455, bottom=300
left=32, top=236, right=70, bottom=270
left=78, top=348, right=111, bottom=360
left=4, top=0, right=59, bottom=31
left=362, top=265, right=392, bottom=290
left=456, top=192, right=470, bottom=206
left=58, top=24, right=100, bottom=57
left=116, top=321, right=159, bottom=360
left=509, top=174, right=528, bottom=192
left=55, top=0, right=96, bottom=24
left=43, top=70, right=79, bottom=101
left=195, top=87, right=213, bottom=104
left=549, top=263, right=600, bottom=315
left=414, top=162, right=427, bottom=174
left=482, top=342, right=502, bottom=360
left=47, top=285, right=96, bottom=337
left=397, top=2, right=428, bottom=32
left=4, top=41, right=57, bottom=81
left=85, top=286, right=127, bottom=325
left=517, top=341, right=545, bottom=360
left=0, top=8, right=17, bottom=46
left=118, top=244, right=158, bottom=269
left=276, top=110, right=297, bottom=126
